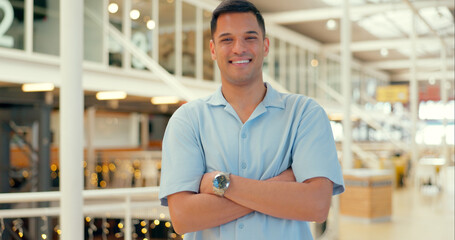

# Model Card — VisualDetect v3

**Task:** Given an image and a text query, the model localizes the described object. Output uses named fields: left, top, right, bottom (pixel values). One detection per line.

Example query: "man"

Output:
left=159, top=0, right=344, bottom=239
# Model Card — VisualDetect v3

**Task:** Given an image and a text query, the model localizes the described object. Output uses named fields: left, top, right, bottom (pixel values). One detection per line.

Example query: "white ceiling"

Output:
left=250, top=0, right=454, bottom=84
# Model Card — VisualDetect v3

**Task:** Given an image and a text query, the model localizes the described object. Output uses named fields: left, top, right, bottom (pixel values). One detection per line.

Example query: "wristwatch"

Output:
left=212, top=172, right=231, bottom=197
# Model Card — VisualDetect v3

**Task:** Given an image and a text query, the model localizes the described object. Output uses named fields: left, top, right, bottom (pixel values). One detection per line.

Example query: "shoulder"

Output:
left=280, top=92, right=325, bottom=115
left=170, top=98, right=207, bottom=119
left=167, top=95, right=216, bottom=131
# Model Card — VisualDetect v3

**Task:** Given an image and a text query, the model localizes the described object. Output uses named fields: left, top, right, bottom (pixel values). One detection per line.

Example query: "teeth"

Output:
left=232, top=60, right=249, bottom=64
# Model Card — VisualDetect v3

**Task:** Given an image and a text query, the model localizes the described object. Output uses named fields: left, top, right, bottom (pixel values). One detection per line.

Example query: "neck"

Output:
left=221, top=80, right=266, bottom=110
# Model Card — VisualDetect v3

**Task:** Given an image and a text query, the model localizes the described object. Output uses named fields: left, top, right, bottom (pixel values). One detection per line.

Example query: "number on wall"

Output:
left=0, top=0, right=14, bottom=48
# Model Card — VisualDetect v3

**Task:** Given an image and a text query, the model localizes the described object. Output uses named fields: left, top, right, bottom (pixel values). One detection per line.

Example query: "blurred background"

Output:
left=0, top=0, right=453, bottom=239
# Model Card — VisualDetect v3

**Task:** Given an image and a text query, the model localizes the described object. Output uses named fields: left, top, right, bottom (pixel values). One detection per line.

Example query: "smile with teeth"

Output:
left=230, top=59, right=251, bottom=64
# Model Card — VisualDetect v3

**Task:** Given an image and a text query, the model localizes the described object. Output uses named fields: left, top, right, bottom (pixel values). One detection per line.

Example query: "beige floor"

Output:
left=338, top=184, right=455, bottom=240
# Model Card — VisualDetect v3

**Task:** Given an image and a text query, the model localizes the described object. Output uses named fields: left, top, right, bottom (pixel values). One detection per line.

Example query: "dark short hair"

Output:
left=211, top=0, right=266, bottom=40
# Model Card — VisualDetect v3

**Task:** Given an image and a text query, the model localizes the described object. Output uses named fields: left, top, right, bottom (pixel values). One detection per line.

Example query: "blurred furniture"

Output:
left=340, top=169, right=393, bottom=222
left=416, top=157, right=445, bottom=190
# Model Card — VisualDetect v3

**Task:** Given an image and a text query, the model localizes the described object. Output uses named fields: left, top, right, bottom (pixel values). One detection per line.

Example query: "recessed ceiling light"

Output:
left=326, top=19, right=337, bottom=30
left=380, top=48, right=389, bottom=57
left=310, top=59, right=319, bottom=67
left=108, top=3, right=118, bottom=14
left=22, top=83, right=55, bottom=92
left=130, top=9, right=140, bottom=20
left=151, top=96, right=180, bottom=105
left=96, top=91, right=127, bottom=100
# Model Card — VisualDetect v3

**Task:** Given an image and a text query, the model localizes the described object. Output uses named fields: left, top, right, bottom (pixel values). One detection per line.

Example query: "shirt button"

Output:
left=239, top=223, right=244, bottom=229
left=241, top=162, right=247, bottom=169
left=241, top=133, right=247, bottom=138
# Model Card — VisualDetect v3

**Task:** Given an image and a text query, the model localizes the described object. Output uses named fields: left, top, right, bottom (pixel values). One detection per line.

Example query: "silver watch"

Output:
left=212, top=172, right=231, bottom=197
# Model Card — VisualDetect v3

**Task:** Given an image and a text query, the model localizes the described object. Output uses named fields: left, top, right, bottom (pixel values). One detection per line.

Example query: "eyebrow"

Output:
left=216, top=30, right=260, bottom=39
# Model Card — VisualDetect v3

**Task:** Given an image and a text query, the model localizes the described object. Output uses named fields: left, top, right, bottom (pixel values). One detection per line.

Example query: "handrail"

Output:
left=0, top=187, right=160, bottom=204
left=0, top=201, right=162, bottom=219
left=318, top=81, right=409, bottom=152
left=0, top=187, right=165, bottom=220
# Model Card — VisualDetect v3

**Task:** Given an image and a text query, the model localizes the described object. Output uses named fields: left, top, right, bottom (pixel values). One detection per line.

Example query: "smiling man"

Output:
left=158, top=1, right=344, bottom=239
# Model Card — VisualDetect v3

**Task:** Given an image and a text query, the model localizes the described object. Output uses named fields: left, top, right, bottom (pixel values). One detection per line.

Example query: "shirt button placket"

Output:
left=239, top=127, right=248, bottom=174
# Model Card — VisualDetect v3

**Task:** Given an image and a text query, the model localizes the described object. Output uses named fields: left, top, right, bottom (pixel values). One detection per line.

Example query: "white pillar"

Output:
left=24, top=0, right=33, bottom=53
left=440, top=44, right=449, bottom=164
left=299, top=48, right=306, bottom=95
left=152, top=0, right=159, bottom=62
left=196, top=7, right=203, bottom=80
left=60, top=0, right=84, bottom=239
left=175, top=0, right=183, bottom=78
left=410, top=12, right=419, bottom=178
left=341, top=0, right=353, bottom=170
left=141, top=113, right=149, bottom=150
left=268, top=37, right=275, bottom=81
left=123, top=0, right=131, bottom=69
left=319, top=51, right=327, bottom=100
left=279, top=40, right=287, bottom=87
left=86, top=107, right=96, bottom=189
left=289, top=45, right=297, bottom=93
left=125, top=196, right=132, bottom=240
left=102, top=0, right=109, bottom=66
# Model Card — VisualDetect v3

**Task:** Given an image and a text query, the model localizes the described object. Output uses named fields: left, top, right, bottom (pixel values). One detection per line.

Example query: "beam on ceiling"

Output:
left=391, top=71, right=455, bottom=81
left=403, top=0, right=448, bottom=48
left=365, top=58, right=454, bottom=70
left=322, top=37, right=455, bottom=52
left=262, top=0, right=454, bottom=24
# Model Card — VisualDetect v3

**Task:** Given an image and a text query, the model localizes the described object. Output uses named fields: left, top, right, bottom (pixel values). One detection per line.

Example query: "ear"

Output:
left=210, top=40, right=217, bottom=61
left=263, top=37, right=270, bottom=57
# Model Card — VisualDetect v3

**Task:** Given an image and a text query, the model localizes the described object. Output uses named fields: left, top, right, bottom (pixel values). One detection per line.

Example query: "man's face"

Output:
left=210, top=12, right=269, bottom=86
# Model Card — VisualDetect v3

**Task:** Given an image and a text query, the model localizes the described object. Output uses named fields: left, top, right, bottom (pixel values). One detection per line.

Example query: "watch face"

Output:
left=213, top=174, right=228, bottom=189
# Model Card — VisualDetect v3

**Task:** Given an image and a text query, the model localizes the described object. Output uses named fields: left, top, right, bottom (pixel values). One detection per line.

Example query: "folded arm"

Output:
left=167, top=168, right=296, bottom=234
left=214, top=174, right=333, bottom=222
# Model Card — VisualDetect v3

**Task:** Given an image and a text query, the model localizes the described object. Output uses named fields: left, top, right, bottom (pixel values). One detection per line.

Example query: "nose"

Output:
left=232, top=39, right=247, bottom=54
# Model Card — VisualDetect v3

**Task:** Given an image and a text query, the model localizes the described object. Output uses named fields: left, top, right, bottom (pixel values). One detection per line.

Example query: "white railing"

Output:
left=0, top=187, right=167, bottom=239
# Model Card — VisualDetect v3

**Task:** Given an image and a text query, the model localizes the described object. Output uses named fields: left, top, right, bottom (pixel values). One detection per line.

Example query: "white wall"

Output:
left=51, top=111, right=140, bottom=149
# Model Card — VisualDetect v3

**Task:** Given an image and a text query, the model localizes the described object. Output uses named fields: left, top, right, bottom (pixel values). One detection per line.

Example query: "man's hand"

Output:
left=199, top=171, right=220, bottom=194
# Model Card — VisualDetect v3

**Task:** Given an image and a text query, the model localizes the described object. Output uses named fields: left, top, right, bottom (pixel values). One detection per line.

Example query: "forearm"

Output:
left=224, top=176, right=333, bottom=222
left=168, top=168, right=302, bottom=234
left=167, top=191, right=252, bottom=234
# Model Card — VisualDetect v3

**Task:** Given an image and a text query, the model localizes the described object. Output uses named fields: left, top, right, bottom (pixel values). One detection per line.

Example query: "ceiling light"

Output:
left=96, top=91, right=127, bottom=100
left=380, top=48, right=389, bottom=57
left=130, top=9, right=140, bottom=20
left=108, top=3, right=118, bottom=14
left=147, top=20, right=156, bottom=30
left=428, top=76, right=436, bottom=85
left=22, top=83, right=54, bottom=92
left=326, top=19, right=337, bottom=30
left=151, top=96, right=180, bottom=105
left=310, top=59, right=319, bottom=67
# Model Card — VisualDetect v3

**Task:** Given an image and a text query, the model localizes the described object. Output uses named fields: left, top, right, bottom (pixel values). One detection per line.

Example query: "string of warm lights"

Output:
left=0, top=218, right=4, bottom=237
left=8, top=152, right=172, bottom=238
left=12, top=219, right=24, bottom=238
left=40, top=216, right=48, bottom=239
left=1, top=217, right=179, bottom=239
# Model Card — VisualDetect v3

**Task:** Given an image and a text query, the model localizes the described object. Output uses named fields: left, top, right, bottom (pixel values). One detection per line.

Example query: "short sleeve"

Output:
left=158, top=106, right=206, bottom=206
left=291, top=101, right=345, bottom=195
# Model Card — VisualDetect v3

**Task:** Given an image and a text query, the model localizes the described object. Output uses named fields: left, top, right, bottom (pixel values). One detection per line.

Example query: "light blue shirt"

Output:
left=159, top=82, right=344, bottom=240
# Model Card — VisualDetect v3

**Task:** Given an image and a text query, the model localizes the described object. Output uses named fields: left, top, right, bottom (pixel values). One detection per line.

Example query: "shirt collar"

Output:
left=206, top=82, right=285, bottom=109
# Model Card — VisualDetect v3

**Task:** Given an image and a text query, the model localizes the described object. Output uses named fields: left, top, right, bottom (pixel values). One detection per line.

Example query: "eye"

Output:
left=220, top=38, right=233, bottom=42
left=246, top=36, right=257, bottom=40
